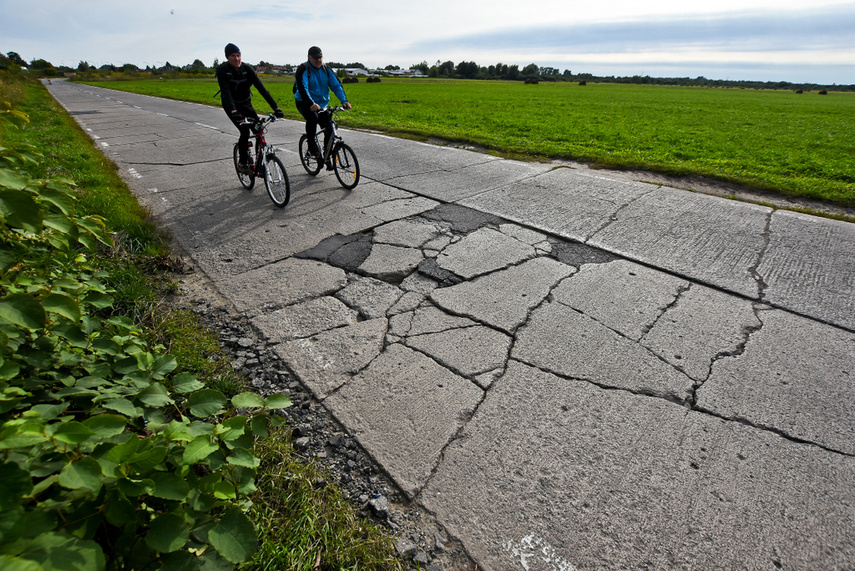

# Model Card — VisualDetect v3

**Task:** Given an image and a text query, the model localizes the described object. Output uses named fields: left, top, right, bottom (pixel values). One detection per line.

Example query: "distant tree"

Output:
left=29, top=58, right=53, bottom=69
left=6, top=52, right=26, bottom=66
left=562, top=69, right=573, bottom=78
left=437, top=60, right=455, bottom=77
left=521, top=63, right=539, bottom=77
left=344, top=62, right=366, bottom=69
left=212, top=58, right=219, bottom=69
left=384, top=64, right=400, bottom=71
left=412, top=61, right=429, bottom=74
left=506, top=64, right=520, bottom=80
left=77, top=60, right=90, bottom=72
left=326, top=61, right=344, bottom=68
left=121, top=63, right=140, bottom=73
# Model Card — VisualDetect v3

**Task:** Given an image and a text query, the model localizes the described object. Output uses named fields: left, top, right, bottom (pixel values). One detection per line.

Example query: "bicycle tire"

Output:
left=263, top=154, right=290, bottom=208
left=333, top=143, right=360, bottom=189
left=233, top=143, right=254, bottom=190
left=298, top=134, right=323, bottom=175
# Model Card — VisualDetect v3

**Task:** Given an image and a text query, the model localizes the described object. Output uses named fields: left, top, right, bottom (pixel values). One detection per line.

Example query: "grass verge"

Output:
left=2, top=73, right=402, bottom=570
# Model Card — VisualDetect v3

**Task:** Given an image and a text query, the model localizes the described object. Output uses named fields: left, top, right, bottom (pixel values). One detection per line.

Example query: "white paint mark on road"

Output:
left=504, top=534, right=578, bottom=571
left=128, top=168, right=142, bottom=179
left=99, top=142, right=109, bottom=148
left=195, top=122, right=219, bottom=130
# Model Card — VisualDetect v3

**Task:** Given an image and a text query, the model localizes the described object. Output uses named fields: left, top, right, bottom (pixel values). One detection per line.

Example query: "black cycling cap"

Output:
left=308, top=46, right=323, bottom=58
left=225, top=43, right=240, bottom=57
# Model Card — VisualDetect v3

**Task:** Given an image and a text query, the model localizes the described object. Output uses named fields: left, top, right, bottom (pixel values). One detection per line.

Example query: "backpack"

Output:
left=293, top=63, right=333, bottom=94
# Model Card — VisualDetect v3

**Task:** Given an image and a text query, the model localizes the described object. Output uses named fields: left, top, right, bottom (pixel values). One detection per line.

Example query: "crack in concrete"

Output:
left=749, top=209, right=774, bottom=301
left=582, top=184, right=659, bottom=243
left=688, top=302, right=768, bottom=407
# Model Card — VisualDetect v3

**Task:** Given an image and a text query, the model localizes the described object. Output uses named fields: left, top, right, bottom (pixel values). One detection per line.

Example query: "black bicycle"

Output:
left=233, top=114, right=291, bottom=208
left=298, top=106, right=360, bottom=189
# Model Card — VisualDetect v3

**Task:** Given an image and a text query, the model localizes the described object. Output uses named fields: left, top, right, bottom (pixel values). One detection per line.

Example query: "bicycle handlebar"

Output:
left=237, top=114, right=278, bottom=129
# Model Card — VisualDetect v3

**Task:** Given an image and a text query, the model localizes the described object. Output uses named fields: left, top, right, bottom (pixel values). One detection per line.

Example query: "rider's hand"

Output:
left=274, top=108, right=284, bottom=118
left=231, top=111, right=244, bottom=122
left=310, top=103, right=321, bottom=112
left=343, top=102, right=352, bottom=110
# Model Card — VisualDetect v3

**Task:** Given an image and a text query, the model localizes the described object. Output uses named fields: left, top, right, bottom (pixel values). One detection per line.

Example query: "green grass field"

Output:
left=79, top=77, right=855, bottom=206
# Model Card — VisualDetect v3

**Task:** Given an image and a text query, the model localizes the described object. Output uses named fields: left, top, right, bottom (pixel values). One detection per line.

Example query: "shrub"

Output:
left=0, top=110, right=290, bottom=570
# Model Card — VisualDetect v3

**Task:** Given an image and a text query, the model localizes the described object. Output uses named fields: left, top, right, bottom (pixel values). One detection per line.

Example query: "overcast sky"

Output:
left=2, top=0, right=853, bottom=84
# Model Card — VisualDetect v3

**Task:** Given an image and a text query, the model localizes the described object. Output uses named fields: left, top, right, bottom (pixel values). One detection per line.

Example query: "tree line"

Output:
left=4, top=50, right=851, bottom=92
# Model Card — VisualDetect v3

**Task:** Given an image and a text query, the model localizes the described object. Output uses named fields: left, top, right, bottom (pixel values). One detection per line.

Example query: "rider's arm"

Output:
left=248, top=67, right=280, bottom=113
left=294, top=64, right=316, bottom=108
left=329, top=72, right=350, bottom=108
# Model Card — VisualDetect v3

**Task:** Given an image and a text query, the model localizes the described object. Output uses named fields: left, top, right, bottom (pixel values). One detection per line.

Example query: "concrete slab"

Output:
left=431, top=256, right=576, bottom=333
left=275, top=318, right=386, bottom=399
left=698, top=308, right=855, bottom=455
left=420, top=361, right=855, bottom=571
left=251, top=296, right=358, bottom=343
left=436, top=227, right=537, bottom=279
left=551, top=259, right=689, bottom=341
left=589, top=186, right=772, bottom=298
left=324, top=344, right=483, bottom=498
left=214, top=258, right=347, bottom=315
left=460, top=168, right=656, bottom=242
left=513, top=301, right=694, bottom=402
left=641, top=284, right=762, bottom=382
left=758, top=210, right=855, bottom=330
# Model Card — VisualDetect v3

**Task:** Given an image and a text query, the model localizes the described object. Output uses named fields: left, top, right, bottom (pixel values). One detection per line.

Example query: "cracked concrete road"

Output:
left=48, top=80, right=855, bottom=570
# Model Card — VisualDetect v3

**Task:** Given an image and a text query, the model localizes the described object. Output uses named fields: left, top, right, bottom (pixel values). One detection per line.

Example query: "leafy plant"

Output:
left=1, top=112, right=291, bottom=570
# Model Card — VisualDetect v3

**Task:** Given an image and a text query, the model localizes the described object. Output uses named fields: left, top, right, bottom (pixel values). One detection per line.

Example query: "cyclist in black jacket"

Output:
left=216, top=43, right=283, bottom=173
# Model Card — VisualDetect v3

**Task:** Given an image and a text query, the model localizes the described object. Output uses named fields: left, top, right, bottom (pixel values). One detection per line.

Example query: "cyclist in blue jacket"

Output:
left=294, top=46, right=352, bottom=162
left=216, top=43, right=284, bottom=173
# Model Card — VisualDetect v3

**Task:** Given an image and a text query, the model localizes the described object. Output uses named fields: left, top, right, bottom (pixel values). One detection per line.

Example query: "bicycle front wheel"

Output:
left=298, top=134, right=322, bottom=175
left=234, top=143, right=254, bottom=190
left=264, top=155, right=290, bottom=208
left=333, top=143, right=360, bottom=189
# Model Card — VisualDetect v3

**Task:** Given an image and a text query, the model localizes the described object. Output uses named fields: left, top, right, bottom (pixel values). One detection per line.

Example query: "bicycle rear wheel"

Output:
left=263, top=154, right=290, bottom=208
left=234, top=143, right=254, bottom=190
left=333, top=143, right=360, bottom=189
left=299, top=134, right=322, bottom=175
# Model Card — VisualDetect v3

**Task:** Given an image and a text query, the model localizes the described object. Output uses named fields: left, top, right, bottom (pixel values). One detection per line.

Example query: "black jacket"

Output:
left=215, top=61, right=278, bottom=112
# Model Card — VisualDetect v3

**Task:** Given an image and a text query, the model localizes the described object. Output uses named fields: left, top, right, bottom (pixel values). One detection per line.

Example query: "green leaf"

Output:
left=43, top=212, right=75, bottom=235
left=0, top=462, right=33, bottom=510
left=38, top=187, right=76, bottom=216
left=0, top=293, right=46, bottom=330
left=58, top=457, right=103, bottom=492
left=264, top=393, right=292, bottom=410
left=117, top=477, right=153, bottom=497
left=183, top=436, right=219, bottom=465
left=172, top=373, right=204, bottom=394
left=17, top=532, right=105, bottom=571
left=101, top=398, right=140, bottom=418
left=41, top=292, right=81, bottom=323
left=231, top=392, right=265, bottom=409
left=208, top=508, right=257, bottom=563
left=188, top=389, right=227, bottom=418
left=136, top=382, right=173, bottom=408
left=82, top=415, right=127, bottom=439
left=51, top=421, right=95, bottom=445
left=150, top=472, right=190, bottom=501
left=249, top=415, right=269, bottom=437
left=0, top=189, right=42, bottom=231
left=226, top=449, right=260, bottom=469
left=151, top=354, right=177, bottom=379
left=0, top=554, right=47, bottom=570
left=128, top=445, right=168, bottom=474
left=145, top=513, right=189, bottom=553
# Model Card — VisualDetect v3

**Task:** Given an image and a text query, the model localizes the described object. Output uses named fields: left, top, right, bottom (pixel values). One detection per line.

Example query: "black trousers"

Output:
left=295, top=100, right=332, bottom=155
left=226, top=103, right=259, bottom=163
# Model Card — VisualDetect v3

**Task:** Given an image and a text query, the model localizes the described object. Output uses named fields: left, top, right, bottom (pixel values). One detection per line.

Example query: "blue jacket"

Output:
left=293, top=61, right=348, bottom=108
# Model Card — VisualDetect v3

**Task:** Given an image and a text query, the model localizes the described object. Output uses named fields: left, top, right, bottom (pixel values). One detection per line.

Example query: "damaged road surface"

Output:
left=48, top=80, right=855, bottom=571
